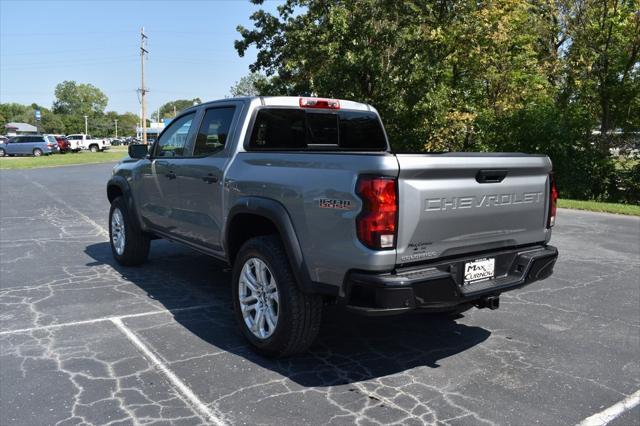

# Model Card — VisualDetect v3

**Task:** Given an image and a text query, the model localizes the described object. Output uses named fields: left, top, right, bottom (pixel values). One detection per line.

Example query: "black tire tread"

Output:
left=109, top=196, right=150, bottom=266
left=233, top=235, right=322, bottom=357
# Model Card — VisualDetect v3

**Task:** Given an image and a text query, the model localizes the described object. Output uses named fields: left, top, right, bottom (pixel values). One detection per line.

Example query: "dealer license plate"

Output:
left=463, top=258, right=495, bottom=284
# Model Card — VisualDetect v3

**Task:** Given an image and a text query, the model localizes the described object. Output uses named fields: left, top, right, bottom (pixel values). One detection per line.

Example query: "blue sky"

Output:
left=0, top=0, right=281, bottom=114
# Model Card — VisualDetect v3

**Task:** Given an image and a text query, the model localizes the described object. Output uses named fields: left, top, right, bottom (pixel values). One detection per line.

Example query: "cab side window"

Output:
left=193, top=107, right=235, bottom=156
left=155, top=113, right=195, bottom=157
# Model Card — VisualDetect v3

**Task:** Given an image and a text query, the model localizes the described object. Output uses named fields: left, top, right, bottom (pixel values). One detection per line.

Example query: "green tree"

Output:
left=562, top=0, right=639, bottom=148
left=60, top=115, right=85, bottom=134
left=116, top=112, right=140, bottom=137
left=6, top=104, right=65, bottom=134
left=52, top=81, right=108, bottom=116
left=40, top=111, right=65, bottom=134
left=158, top=98, right=201, bottom=119
left=0, top=103, right=31, bottom=128
left=230, top=72, right=268, bottom=96
left=235, top=0, right=555, bottom=151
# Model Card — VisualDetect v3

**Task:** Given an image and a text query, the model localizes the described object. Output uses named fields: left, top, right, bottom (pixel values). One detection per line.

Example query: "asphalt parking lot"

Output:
left=1, top=162, right=638, bottom=426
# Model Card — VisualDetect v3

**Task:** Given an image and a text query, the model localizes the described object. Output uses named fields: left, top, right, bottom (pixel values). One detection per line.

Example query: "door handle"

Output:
left=155, top=160, right=169, bottom=166
left=202, top=174, right=218, bottom=184
left=165, top=171, right=177, bottom=180
left=476, top=170, right=508, bottom=183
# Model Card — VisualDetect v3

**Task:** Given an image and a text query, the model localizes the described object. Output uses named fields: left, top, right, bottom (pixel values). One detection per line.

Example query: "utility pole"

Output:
left=139, top=27, right=149, bottom=144
left=173, top=105, right=176, bottom=117
left=84, top=115, right=88, bottom=135
left=114, top=119, right=118, bottom=138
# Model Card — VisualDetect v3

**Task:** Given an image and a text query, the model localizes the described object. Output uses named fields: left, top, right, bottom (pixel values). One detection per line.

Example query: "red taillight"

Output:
left=548, top=174, right=558, bottom=228
left=356, top=176, right=398, bottom=249
left=299, top=97, right=340, bottom=109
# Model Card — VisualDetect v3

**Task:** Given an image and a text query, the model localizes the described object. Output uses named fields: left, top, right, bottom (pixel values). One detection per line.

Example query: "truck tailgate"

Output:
left=395, top=153, right=552, bottom=266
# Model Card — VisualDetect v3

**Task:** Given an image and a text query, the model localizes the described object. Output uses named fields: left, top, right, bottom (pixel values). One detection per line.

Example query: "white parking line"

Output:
left=577, top=389, right=640, bottom=426
left=0, top=304, right=214, bottom=336
left=112, top=318, right=225, bottom=426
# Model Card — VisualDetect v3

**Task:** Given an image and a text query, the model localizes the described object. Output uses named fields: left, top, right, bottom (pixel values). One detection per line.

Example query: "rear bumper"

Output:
left=344, top=244, right=558, bottom=315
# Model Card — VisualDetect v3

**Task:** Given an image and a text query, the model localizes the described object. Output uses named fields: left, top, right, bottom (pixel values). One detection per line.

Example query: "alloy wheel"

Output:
left=111, top=208, right=126, bottom=255
left=238, top=257, right=280, bottom=339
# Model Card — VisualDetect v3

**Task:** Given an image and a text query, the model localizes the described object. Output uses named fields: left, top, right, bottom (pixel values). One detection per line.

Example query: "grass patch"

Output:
left=559, top=199, right=640, bottom=216
left=0, top=150, right=128, bottom=170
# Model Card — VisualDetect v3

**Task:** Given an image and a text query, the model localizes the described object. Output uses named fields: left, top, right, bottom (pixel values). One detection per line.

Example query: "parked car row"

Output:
left=109, top=136, right=139, bottom=146
left=0, top=133, right=111, bottom=157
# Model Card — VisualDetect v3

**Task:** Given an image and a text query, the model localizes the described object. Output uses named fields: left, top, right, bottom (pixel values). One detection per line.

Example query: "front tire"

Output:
left=232, top=235, right=322, bottom=357
left=0, top=148, right=5, bottom=157
left=109, top=196, right=150, bottom=266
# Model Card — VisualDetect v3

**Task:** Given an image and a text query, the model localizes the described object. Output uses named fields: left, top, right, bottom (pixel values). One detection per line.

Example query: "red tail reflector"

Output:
left=299, top=97, right=340, bottom=109
left=356, top=176, right=398, bottom=249
left=548, top=174, right=558, bottom=227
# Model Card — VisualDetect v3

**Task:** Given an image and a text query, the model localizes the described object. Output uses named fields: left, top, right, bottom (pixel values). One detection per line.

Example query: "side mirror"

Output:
left=128, top=144, right=149, bottom=159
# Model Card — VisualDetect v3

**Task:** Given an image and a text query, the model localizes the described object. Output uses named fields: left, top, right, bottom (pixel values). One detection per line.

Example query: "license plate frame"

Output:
left=463, top=257, right=496, bottom=284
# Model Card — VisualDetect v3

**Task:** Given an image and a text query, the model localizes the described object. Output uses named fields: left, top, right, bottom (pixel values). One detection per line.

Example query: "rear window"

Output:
left=248, top=108, right=387, bottom=151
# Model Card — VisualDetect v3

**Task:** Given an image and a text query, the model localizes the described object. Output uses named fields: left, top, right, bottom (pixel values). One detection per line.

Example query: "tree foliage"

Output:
left=158, top=98, right=202, bottom=119
left=53, top=81, right=109, bottom=116
left=230, top=72, right=268, bottom=96
left=236, top=0, right=640, bottom=202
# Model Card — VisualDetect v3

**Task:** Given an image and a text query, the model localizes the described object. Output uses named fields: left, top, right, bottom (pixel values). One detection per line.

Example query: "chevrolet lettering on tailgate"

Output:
left=425, top=192, right=543, bottom=212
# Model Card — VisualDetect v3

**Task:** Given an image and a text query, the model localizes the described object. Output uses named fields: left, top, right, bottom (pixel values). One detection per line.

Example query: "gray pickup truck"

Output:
left=107, top=96, right=559, bottom=356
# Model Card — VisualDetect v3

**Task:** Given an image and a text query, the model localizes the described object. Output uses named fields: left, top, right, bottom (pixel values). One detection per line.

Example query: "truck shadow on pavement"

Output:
left=85, top=241, right=491, bottom=387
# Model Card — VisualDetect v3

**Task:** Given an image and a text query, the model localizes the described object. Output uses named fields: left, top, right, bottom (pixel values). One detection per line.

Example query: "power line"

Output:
left=0, top=46, right=127, bottom=57
left=0, top=55, right=137, bottom=71
left=0, top=29, right=137, bottom=37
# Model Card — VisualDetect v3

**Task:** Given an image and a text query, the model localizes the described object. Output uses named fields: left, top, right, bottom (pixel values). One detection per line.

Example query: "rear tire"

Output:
left=232, top=235, right=323, bottom=357
left=33, top=148, right=43, bottom=157
left=89, top=144, right=98, bottom=152
left=0, top=148, right=5, bottom=157
left=109, top=196, right=150, bottom=266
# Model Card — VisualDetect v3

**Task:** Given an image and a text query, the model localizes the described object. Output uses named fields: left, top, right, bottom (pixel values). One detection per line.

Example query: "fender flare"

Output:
left=106, top=176, right=145, bottom=231
left=225, top=197, right=325, bottom=295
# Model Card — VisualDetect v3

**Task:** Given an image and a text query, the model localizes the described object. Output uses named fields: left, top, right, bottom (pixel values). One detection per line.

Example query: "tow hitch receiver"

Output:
left=477, top=296, right=500, bottom=310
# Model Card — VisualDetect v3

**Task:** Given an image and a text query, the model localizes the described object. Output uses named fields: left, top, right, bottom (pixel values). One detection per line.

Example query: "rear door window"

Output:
left=248, top=108, right=387, bottom=151
left=193, top=107, right=235, bottom=156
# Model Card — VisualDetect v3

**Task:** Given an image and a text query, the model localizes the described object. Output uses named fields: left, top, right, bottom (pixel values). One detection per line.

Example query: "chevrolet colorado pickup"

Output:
left=107, top=96, right=559, bottom=357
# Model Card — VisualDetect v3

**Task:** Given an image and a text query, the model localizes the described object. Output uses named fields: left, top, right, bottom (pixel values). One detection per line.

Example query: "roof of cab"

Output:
left=183, top=96, right=374, bottom=114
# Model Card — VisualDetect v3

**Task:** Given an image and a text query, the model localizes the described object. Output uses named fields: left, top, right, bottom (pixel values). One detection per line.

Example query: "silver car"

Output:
left=0, top=135, right=60, bottom=157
